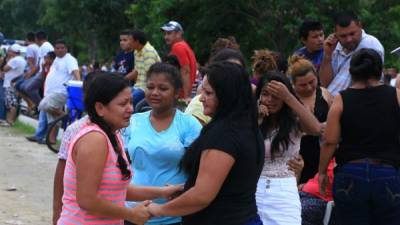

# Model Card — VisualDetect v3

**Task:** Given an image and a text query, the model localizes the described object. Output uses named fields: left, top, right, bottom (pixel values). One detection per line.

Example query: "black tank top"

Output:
left=337, top=85, right=400, bottom=165
left=299, top=87, right=329, bottom=184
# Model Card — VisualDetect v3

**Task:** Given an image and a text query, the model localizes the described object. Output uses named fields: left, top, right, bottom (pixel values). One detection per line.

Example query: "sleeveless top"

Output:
left=58, top=122, right=131, bottom=225
left=337, top=85, right=400, bottom=166
left=299, top=87, right=329, bottom=183
left=261, top=129, right=303, bottom=178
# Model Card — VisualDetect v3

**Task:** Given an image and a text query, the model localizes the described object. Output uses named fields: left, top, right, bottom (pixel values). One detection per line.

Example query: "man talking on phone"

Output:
left=319, top=11, right=384, bottom=96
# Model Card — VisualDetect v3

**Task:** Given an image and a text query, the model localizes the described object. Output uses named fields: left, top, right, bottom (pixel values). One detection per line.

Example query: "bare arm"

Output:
left=318, top=94, right=342, bottom=194
left=319, top=34, right=338, bottom=87
left=126, top=184, right=183, bottom=202
left=52, top=159, right=66, bottom=225
left=72, top=69, right=81, bottom=81
left=148, top=149, right=235, bottom=217
left=181, top=65, right=192, bottom=99
left=321, top=87, right=334, bottom=107
left=74, top=132, right=150, bottom=224
left=286, top=94, right=322, bottom=135
left=23, top=57, right=38, bottom=79
left=267, top=81, right=322, bottom=135
left=2, top=64, right=12, bottom=72
left=124, top=70, right=138, bottom=83
left=395, top=75, right=400, bottom=90
left=319, top=56, right=334, bottom=88
left=397, top=88, right=400, bottom=106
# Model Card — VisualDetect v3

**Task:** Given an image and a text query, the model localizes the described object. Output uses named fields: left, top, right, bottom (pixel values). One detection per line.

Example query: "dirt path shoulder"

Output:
left=0, top=126, right=57, bottom=225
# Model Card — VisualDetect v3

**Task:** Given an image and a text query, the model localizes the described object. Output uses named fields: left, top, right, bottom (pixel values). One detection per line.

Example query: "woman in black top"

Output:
left=319, top=48, right=400, bottom=225
left=287, top=55, right=332, bottom=184
left=148, top=61, right=265, bottom=225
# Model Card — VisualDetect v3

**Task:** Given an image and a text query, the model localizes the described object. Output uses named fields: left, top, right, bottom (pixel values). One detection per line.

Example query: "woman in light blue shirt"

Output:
left=123, top=62, right=202, bottom=225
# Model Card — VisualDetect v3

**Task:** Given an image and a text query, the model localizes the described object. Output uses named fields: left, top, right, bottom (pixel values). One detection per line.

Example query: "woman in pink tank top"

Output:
left=57, top=72, right=182, bottom=225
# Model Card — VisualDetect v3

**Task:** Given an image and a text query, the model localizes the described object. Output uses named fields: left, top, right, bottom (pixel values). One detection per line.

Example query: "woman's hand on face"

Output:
left=257, top=103, right=269, bottom=125
left=128, top=200, right=152, bottom=225
left=323, top=33, right=338, bottom=57
left=161, top=184, right=184, bottom=200
left=266, top=81, right=292, bottom=102
left=258, top=103, right=269, bottom=119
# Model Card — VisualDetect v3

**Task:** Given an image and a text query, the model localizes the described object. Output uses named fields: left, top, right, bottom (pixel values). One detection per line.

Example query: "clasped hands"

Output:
left=128, top=184, right=183, bottom=225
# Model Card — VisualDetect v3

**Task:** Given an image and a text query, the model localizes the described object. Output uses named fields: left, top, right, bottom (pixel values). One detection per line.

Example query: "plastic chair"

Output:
left=323, top=201, right=335, bottom=225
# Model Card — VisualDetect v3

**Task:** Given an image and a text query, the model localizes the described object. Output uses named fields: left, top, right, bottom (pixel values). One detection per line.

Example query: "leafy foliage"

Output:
left=1, top=0, right=400, bottom=67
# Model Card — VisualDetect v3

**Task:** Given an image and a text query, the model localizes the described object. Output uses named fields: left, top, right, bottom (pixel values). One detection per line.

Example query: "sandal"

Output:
left=0, top=120, right=11, bottom=127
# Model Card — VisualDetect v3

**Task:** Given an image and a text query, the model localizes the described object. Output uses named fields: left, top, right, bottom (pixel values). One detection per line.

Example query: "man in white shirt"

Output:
left=38, top=39, right=80, bottom=124
left=26, top=31, right=55, bottom=143
left=0, top=44, right=27, bottom=126
left=36, top=31, right=55, bottom=73
left=385, top=67, right=399, bottom=87
left=15, top=32, right=41, bottom=110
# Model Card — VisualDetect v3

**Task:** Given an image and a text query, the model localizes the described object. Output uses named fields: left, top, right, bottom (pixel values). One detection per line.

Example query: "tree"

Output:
left=0, top=0, right=43, bottom=40
left=39, top=0, right=133, bottom=63
left=126, top=0, right=400, bottom=68
left=1, top=0, right=399, bottom=68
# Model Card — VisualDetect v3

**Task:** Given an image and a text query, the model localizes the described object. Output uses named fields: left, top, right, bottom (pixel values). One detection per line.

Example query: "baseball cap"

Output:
left=161, top=21, right=184, bottom=32
left=9, top=43, right=21, bottom=53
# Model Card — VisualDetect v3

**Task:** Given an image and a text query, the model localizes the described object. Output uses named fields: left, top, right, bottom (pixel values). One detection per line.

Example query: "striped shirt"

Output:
left=134, top=42, right=161, bottom=90
left=58, top=123, right=131, bottom=225
left=328, top=30, right=384, bottom=96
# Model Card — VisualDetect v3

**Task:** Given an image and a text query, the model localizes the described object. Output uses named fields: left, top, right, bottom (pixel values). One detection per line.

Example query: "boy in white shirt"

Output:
left=0, top=44, right=27, bottom=126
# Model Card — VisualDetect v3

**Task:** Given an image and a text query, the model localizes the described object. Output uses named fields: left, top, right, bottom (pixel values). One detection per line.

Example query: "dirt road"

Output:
left=0, top=127, right=56, bottom=225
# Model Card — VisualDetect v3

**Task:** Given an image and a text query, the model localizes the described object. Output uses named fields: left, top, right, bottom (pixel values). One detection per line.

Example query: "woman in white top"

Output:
left=255, top=71, right=322, bottom=225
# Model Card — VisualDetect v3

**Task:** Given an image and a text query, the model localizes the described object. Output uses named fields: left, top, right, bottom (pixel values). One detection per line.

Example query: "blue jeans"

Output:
left=131, top=87, right=145, bottom=108
left=15, top=75, right=42, bottom=105
left=34, top=110, right=48, bottom=140
left=0, top=80, right=6, bottom=120
left=333, top=161, right=400, bottom=225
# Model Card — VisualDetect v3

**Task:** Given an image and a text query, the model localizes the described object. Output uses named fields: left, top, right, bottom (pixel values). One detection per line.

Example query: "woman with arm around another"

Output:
left=147, top=61, right=265, bottom=225
left=255, top=71, right=322, bottom=225
left=287, top=55, right=332, bottom=184
left=319, top=48, right=400, bottom=225
left=57, top=72, right=181, bottom=225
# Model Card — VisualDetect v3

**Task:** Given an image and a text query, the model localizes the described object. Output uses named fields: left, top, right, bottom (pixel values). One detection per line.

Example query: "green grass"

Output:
left=10, top=120, right=36, bottom=135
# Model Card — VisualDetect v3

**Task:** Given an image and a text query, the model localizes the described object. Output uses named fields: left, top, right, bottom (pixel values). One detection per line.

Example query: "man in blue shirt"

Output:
left=294, top=20, right=325, bottom=72
left=113, top=30, right=135, bottom=85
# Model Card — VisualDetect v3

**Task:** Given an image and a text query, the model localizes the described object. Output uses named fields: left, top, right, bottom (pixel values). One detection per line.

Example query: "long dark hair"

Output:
left=84, top=72, right=131, bottom=180
left=181, top=61, right=261, bottom=174
left=256, top=71, right=300, bottom=158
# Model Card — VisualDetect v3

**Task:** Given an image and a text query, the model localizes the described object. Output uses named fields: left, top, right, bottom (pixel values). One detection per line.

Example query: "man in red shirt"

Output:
left=161, top=21, right=197, bottom=101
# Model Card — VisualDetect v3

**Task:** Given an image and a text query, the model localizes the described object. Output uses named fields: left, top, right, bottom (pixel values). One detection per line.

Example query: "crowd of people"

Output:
left=0, top=9, right=399, bottom=225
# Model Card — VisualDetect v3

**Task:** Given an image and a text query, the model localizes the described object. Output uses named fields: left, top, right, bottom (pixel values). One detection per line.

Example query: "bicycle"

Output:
left=46, top=80, right=84, bottom=153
